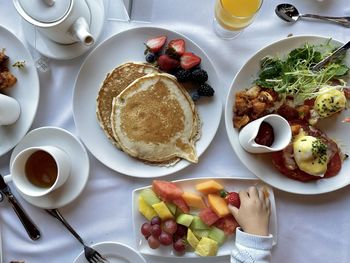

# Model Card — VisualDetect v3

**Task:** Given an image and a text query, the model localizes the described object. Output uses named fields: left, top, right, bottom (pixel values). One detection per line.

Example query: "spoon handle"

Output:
left=302, top=14, right=350, bottom=27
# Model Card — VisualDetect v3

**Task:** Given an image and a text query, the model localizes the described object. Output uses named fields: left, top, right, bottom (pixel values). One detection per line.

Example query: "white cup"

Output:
left=238, top=114, right=292, bottom=153
left=4, top=146, right=71, bottom=197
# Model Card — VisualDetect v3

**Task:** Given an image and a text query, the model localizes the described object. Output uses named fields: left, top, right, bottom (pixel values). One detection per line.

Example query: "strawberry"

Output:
left=180, top=52, right=201, bottom=70
left=157, top=54, right=180, bottom=72
left=225, top=192, right=240, bottom=208
left=166, top=39, right=185, bottom=57
left=145, top=35, right=167, bottom=53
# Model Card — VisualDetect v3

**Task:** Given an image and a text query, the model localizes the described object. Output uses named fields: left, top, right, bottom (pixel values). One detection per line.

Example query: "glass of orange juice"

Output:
left=213, top=0, right=263, bottom=39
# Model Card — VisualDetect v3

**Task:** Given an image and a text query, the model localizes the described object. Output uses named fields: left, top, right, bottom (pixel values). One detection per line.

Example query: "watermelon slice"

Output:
left=199, top=207, right=219, bottom=226
left=152, top=180, right=183, bottom=201
left=214, top=214, right=239, bottom=235
left=173, top=197, right=190, bottom=214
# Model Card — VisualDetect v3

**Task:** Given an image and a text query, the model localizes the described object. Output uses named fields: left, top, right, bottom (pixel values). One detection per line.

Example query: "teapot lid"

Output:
left=14, top=0, right=72, bottom=25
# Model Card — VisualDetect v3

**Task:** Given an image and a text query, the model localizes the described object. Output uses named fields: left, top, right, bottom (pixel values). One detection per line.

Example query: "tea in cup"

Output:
left=4, top=146, right=71, bottom=197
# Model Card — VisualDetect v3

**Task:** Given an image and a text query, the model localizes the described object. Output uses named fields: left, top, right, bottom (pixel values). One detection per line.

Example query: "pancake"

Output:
left=111, top=73, right=201, bottom=165
left=96, top=62, right=159, bottom=148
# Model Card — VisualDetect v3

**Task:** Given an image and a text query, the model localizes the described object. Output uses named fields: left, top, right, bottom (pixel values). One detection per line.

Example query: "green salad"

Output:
left=255, top=40, right=349, bottom=103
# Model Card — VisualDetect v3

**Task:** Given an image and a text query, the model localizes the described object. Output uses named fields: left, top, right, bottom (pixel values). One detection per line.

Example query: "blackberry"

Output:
left=191, top=69, right=208, bottom=83
left=145, top=53, right=156, bottom=63
left=174, top=69, right=192, bottom=82
left=190, top=90, right=201, bottom=101
left=198, top=83, right=215, bottom=97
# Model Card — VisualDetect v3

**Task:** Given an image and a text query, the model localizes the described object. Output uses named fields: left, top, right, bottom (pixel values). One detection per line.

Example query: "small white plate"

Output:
left=225, top=35, right=350, bottom=195
left=73, top=242, right=146, bottom=263
left=21, top=0, right=105, bottom=60
left=0, top=25, right=39, bottom=157
left=73, top=26, right=222, bottom=178
left=132, top=177, right=277, bottom=258
left=9, top=126, right=90, bottom=209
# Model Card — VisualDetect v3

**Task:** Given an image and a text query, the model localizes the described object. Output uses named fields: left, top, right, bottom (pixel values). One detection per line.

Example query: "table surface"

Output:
left=1, top=0, right=350, bottom=262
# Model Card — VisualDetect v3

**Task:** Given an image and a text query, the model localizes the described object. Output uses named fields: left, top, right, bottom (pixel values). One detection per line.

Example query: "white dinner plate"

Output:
left=0, top=25, right=39, bottom=157
left=73, top=26, right=222, bottom=178
left=73, top=242, right=146, bottom=263
left=132, top=177, right=277, bottom=258
left=225, top=35, right=350, bottom=195
left=9, top=127, right=90, bottom=209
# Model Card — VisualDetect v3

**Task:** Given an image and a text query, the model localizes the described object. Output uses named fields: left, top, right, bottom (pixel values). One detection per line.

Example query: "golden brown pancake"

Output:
left=111, top=73, right=201, bottom=166
left=96, top=62, right=159, bottom=147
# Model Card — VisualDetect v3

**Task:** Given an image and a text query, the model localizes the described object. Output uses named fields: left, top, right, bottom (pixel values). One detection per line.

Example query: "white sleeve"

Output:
left=231, top=227, right=273, bottom=263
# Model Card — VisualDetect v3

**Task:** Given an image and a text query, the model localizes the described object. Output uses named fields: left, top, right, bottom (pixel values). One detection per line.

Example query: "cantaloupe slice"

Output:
left=181, top=192, right=206, bottom=209
left=195, top=180, right=223, bottom=194
left=207, top=194, right=230, bottom=218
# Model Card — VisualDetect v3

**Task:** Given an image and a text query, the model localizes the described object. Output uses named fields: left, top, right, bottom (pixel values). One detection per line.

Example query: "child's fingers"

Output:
left=228, top=204, right=239, bottom=216
left=265, top=195, right=271, bottom=210
left=258, top=188, right=266, bottom=202
left=248, top=186, right=259, bottom=199
left=239, top=189, right=249, bottom=201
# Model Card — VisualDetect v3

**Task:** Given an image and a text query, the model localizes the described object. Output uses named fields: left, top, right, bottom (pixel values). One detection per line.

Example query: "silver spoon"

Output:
left=275, top=3, right=350, bottom=27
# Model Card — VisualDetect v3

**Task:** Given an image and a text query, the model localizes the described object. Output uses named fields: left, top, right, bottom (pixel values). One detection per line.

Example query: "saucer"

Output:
left=73, top=242, right=146, bottom=263
left=10, top=127, right=90, bottom=209
left=21, top=0, right=105, bottom=60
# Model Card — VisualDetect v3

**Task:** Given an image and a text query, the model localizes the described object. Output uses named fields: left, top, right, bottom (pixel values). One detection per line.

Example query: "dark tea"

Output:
left=25, top=150, right=58, bottom=188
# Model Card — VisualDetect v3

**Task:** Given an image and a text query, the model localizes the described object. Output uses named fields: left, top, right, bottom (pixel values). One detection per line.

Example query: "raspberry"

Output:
left=198, top=83, right=214, bottom=97
left=174, top=69, right=192, bottom=82
left=191, top=69, right=208, bottom=83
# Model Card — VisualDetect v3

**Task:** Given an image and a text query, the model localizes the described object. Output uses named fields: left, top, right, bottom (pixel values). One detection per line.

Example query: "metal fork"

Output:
left=46, top=209, right=109, bottom=263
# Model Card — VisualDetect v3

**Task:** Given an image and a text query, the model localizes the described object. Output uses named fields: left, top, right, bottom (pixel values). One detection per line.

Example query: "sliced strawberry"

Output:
left=157, top=54, right=180, bottom=72
left=166, top=39, right=185, bottom=57
left=225, top=192, right=240, bottom=208
left=145, top=35, right=167, bottom=53
left=180, top=52, right=201, bottom=70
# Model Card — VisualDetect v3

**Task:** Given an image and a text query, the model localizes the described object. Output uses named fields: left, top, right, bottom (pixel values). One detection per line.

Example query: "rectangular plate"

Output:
left=132, top=177, right=278, bottom=258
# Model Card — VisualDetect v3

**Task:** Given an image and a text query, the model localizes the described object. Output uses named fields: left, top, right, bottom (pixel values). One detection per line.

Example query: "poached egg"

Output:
left=314, top=87, right=347, bottom=118
left=0, top=94, right=20, bottom=125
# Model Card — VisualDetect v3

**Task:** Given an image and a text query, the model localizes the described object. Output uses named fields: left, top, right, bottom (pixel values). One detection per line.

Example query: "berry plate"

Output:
left=132, top=177, right=277, bottom=258
left=73, top=26, right=222, bottom=178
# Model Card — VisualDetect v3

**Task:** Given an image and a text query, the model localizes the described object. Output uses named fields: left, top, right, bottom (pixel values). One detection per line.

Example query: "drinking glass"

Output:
left=213, top=0, right=263, bottom=39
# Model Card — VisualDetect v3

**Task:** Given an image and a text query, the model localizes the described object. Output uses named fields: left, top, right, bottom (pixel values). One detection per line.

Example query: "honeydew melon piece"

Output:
left=138, top=196, right=157, bottom=220
left=176, top=214, right=194, bottom=227
left=195, top=237, right=218, bottom=256
left=208, top=226, right=226, bottom=245
left=193, top=229, right=210, bottom=239
left=140, top=188, right=161, bottom=206
left=187, top=228, right=199, bottom=249
left=190, top=216, right=210, bottom=230
left=166, top=202, right=177, bottom=215
left=208, top=194, right=230, bottom=217
left=195, top=180, right=224, bottom=194
left=181, top=192, right=206, bottom=209
left=152, top=201, right=174, bottom=220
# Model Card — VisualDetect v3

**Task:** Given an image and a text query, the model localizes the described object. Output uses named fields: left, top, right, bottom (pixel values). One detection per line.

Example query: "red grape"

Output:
left=175, top=224, right=187, bottom=237
left=151, top=216, right=161, bottom=225
left=141, top=222, right=151, bottom=238
left=148, top=235, right=160, bottom=249
left=173, top=238, right=186, bottom=254
left=163, top=219, right=177, bottom=234
left=159, top=231, right=173, bottom=246
left=151, top=224, right=161, bottom=238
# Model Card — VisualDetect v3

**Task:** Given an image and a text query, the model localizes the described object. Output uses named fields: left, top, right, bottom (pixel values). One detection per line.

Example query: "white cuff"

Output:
left=235, top=227, right=273, bottom=250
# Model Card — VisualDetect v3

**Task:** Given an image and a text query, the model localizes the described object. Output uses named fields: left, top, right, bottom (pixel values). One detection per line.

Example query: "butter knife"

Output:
left=0, top=174, right=41, bottom=240
left=312, top=40, right=350, bottom=71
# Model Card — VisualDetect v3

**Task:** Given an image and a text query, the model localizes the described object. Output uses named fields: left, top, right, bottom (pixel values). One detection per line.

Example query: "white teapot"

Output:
left=13, top=0, right=94, bottom=46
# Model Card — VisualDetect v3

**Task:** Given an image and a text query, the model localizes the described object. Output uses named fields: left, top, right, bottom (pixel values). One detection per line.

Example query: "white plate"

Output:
left=9, top=127, right=90, bottom=209
left=0, top=25, right=39, bottom=157
left=73, top=242, right=146, bottom=263
left=132, top=177, right=277, bottom=258
left=225, top=35, right=350, bottom=195
left=73, top=26, right=222, bottom=178
left=22, top=0, right=105, bottom=60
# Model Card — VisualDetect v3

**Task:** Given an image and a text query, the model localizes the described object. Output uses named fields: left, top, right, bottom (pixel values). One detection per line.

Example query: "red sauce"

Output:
left=254, top=122, right=274, bottom=147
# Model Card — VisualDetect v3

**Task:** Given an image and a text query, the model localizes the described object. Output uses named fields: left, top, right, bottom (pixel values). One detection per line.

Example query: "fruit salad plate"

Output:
left=0, top=25, right=39, bottom=157
left=73, top=26, right=222, bottom=178
left=225, top=35, right=350, bottom=195
left=132, top=177, right=277, bottom=258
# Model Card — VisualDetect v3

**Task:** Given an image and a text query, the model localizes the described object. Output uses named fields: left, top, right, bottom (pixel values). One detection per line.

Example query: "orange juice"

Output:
left=215, top=0, right=262, bottom=31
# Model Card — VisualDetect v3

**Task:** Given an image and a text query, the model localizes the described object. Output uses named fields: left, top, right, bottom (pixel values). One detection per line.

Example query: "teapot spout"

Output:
left=69, top=17, right=94, bottom=46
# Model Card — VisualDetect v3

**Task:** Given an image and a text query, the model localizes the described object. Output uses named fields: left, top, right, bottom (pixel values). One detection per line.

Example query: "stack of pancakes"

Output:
left=96, top=62, right=201, bottom=166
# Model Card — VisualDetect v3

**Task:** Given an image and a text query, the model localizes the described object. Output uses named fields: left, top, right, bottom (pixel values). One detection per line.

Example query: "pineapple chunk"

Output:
left=187, top=228, right=199, bottom=249
left=195, top=180, right=224, bottom=194
left=138, top=196, right=157, bottom=220
left=208, top=194, right=230, bottom=217
left=195, top=237, right=218, bottom=256
left=182, top=192, right=206, bottom=209
left=152, top=201, right=174, bottom=220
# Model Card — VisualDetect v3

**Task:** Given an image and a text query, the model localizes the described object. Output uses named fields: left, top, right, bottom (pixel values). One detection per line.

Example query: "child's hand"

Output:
left=228, top=186, right=270, bottom=236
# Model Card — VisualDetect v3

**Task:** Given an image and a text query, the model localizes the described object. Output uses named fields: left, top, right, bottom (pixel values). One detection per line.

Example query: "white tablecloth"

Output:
left=1, top=0, right=350, bottom=262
